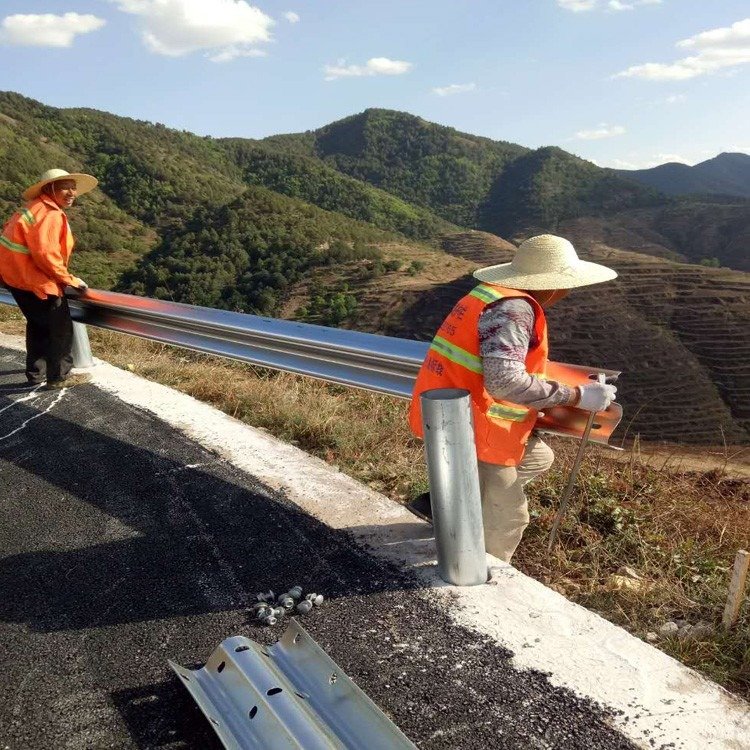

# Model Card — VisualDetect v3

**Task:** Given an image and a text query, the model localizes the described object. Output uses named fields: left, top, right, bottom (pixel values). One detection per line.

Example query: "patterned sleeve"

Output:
left=479, top=299, right=575, bottom=409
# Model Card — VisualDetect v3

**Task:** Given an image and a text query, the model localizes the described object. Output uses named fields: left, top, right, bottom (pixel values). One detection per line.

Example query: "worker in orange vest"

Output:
left=0, top=169, right=97, bottom=389
left=409, top=234, right=618, bottom=562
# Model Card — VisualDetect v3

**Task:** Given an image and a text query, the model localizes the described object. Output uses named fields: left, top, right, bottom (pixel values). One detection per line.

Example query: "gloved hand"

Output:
left=577, top=382, right=617, bottom=412
left=71, top=277, right=88, bottom=291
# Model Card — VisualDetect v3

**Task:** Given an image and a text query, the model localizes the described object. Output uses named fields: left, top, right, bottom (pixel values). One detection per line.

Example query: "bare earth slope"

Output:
left=560, top=204, right=750, bottom=272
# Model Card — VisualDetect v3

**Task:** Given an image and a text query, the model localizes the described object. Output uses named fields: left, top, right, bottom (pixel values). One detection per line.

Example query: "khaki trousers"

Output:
left=478, top=436, right=554, bottom=563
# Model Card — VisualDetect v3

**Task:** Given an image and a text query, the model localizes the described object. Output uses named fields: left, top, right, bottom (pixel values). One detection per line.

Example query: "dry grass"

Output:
left=1, top=306, right=748, bottom=698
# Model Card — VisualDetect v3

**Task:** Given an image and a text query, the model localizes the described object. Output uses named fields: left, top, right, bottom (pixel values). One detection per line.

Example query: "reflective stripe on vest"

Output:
left=469, top=284, right=506, bottom=304
left=429, top=336, right=484, bottom=374
left=0, top=235, right=30, bottom=255
left=488, top=403, right=530, bottom=422
left=20, top=208, right=35, bottom=225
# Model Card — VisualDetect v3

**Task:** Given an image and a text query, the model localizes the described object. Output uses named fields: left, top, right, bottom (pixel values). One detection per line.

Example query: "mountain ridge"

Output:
left=616, top=152, right=750, bottom=199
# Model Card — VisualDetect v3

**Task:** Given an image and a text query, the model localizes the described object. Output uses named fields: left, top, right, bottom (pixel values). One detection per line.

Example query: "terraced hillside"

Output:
left=560, top=203, right=750, bottom=272
left=387, top=232, right=749, bottom=445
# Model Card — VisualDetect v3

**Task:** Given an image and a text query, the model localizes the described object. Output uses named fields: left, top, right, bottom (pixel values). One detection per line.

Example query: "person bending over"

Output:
left=409, top=234, right=618, bottom=562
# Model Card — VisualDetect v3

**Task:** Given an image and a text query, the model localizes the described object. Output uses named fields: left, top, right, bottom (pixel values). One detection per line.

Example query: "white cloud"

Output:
left=654, top=152, right=691, bottom=164
left=324, top=57, right=413, bottom=81
left=208, top=46, right=266, bottom=63
left=729, top=145, right=750, bottom=154
left=432, top=82, right=476, bottom=96
left=0, top=12, right=105, bottom=47
left=666, top=93, right=686, bottom=103
left=111, top=0, right=274, bottom=58
left=558, top=0, right=659, bottom=11
left=574, top=123, right=626, bottom=140
left=284, top=11, right=300, bottom=23
left=608, top=158, right=641, bottom=169
left=604, top=152, right=694, bottom=169
left=557, top=0, right=598, bottom=11
left=615, top=17, right=750, bottom=80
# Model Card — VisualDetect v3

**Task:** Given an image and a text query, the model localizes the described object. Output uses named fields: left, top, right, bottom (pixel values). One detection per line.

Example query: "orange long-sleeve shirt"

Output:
left=0, top=195, right=76, bottom=299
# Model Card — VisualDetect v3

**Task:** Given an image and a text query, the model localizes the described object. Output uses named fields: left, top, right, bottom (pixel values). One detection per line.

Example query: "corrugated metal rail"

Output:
left=0, top=287, right=426, bottom=398
left=0, top=287, right=623, bottom=444
left=169, top=619, right=416, bottom=749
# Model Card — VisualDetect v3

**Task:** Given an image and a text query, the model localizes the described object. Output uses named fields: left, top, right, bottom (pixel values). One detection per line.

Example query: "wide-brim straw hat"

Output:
left=473, top=234, right=617, bottom=290
left=23, top=168, right=98, bottom=201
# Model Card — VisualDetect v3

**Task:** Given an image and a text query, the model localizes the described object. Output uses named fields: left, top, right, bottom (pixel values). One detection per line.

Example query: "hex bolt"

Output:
left=289, top=585, right=303, bottom=600
left=280, top=596, right=295, bottom=610
left=296, top=600, right=313, bottom=614
left=304, top=593, right=317, bottom=602
left=272, top=607, right=285, bottom=618
left=256, top=606, right=272, bottom=620
left=312, top=594, right=324, bottom=606
left=276, top=592, right=290, bottom=603
left=261, top=614, right=277, bottom=626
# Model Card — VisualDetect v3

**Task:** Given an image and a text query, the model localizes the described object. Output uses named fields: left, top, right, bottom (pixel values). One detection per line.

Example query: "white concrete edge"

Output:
left=2, top=333, right=747, bottom=750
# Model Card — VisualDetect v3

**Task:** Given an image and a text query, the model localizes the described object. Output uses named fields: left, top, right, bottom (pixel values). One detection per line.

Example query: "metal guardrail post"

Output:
left=71, top=322, right=94, bottom=368
left=420, top=388, right=487, bottom=586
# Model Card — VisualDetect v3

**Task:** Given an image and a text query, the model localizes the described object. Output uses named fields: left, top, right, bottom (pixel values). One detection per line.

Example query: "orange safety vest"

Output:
left=0, top=195, right=76, bottom=299
left=408, top=283, right=548, bottom=466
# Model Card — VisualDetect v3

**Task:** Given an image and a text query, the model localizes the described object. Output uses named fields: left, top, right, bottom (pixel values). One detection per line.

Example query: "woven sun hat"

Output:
left=23, top=168, right=98, bottom=201
left=473, top=234, right=617, bottom=290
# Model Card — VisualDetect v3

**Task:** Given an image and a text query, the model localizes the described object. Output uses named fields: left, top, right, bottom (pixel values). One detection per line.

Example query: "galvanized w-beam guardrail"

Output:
left=0, top=287, right=427, bottom=398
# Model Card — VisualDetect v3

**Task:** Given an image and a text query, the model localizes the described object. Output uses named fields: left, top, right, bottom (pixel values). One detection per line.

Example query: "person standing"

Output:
left=409, top=234, right=619, bottom=563
left=0, top=168, right=96, bottom=389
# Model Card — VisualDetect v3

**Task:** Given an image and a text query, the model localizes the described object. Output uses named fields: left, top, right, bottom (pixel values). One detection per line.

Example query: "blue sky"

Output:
left=0, top=1, right=748, bottom=169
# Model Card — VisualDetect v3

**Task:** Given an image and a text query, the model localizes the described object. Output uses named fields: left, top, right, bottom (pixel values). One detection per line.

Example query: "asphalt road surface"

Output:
left=0, top=346, right=638, bottom=750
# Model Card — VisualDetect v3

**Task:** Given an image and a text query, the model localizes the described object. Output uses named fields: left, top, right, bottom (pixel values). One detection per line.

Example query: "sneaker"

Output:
left=43, top=374, right=91, bottom=391
left=407, top=492, right=433, bottom=524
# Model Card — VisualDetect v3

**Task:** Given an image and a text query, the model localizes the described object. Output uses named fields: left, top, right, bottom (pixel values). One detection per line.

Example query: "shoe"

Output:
left=43, top=374, right=91, bottom=391
left=407, top=492, right=433, bottom=524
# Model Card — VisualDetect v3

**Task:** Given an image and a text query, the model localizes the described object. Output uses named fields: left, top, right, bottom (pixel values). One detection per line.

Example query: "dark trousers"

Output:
left=8, top=286, right=73, bottom=384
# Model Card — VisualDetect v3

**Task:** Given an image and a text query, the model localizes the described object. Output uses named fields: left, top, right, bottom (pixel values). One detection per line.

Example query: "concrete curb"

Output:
left=2, top=332, right=747, bottom=749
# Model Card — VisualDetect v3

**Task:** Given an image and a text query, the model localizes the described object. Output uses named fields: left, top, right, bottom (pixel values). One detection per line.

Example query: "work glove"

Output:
left=71, top=277, right=88, bottom=291
left=577, top=382, right=617, bottom=412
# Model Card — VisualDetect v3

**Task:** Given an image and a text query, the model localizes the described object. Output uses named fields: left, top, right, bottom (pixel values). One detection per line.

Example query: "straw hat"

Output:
left=473, top=234, right=617, bottom=290
left=23, top=168, right=98, bottom=201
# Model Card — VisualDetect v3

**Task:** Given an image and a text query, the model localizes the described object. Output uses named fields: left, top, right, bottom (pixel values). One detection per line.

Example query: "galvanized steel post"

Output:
left=71, top=322, right=94, bottom=368
left=421, top=388, right=487, bottom=586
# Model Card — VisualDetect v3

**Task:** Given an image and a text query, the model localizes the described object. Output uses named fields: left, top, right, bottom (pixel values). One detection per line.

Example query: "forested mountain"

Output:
left=118, top=186, right=398, bottom=315
left=218, top=139, right=455, bottom=239
left=264, top=109, right=661, bottom=233
left=617, top=153, right=750, bottom=199
left=266, top=109, right=527, bottom=227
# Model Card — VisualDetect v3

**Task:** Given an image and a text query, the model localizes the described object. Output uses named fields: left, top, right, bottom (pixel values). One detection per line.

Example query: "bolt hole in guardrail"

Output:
left=235, top=645, right=250, bottom=653
left=296, top=692, right=309, bottom=700
left=329, top=673, right=338, bottom=685
left=210, top=718, right=219, bottom=726
left=267, top=687, right=283, bottom=696
left=293, top=634, right=301, bottom=644
left=249, top=706, right=258, bottom=719
left=217, top=661, right=226, bottom=673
